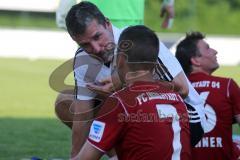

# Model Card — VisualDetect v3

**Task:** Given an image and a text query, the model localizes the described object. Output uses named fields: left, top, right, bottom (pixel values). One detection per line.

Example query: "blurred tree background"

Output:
left=0, top=0, right=240, bottom=35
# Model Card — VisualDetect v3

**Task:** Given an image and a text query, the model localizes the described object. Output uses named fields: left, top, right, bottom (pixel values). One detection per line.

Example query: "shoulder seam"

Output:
left=227, top=78, right=232, bottom=98
left=75, top=48, right=84, bottom=56
left=111, top=91, right=129, bottom=116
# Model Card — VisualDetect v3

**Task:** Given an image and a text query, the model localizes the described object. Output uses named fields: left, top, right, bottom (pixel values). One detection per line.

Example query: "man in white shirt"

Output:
left=54, top=1, right=205, bottom=158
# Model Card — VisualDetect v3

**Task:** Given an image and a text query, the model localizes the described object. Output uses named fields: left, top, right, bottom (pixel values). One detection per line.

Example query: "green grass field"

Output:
left=0, top=58, right=239, bottom=159
left=0, top=58, right=71, bottom=160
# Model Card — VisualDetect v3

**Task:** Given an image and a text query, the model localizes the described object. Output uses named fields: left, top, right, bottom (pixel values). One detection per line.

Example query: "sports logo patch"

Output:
left=89, top=120, right=105, bottom=142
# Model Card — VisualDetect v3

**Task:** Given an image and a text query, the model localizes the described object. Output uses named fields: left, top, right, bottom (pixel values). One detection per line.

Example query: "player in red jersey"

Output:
left=72, top=25, right=191, bottom=160
left=233, top=139, right=240, bottom=160
left=175, top=31, right=240, bottom=160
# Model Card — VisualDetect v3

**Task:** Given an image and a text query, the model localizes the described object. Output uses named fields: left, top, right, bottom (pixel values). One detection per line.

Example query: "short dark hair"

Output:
left=65, top=1, right=106, bottom=37
left=117, top=25, right=159, bottom=71
left=175, top=31, right=205, bottom=75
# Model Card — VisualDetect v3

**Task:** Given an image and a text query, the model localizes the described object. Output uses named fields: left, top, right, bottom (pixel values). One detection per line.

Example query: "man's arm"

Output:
left=158, top=42, right=189, bottom=98
left=158, top=42, right=205, bottom=141
left=72, top=96, right=124, bottom=160
left=72, top=141, right=103, bottom=160
left=172, top=71, right=189, bottom=98
left=70, top=99, right=95, bottom=158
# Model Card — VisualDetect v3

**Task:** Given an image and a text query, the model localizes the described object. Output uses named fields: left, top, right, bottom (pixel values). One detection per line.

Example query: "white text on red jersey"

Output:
left=192, top=80, right=220, bottom=89
left=136, top=92, right=182, bottom=105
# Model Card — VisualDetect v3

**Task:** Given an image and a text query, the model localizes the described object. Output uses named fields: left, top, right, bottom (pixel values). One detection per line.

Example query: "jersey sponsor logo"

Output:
left=192, top=81, right=210, bottom=88
left=192, top=80, right=220, bottom=89
left=136, top=92, right=180, bottom=105
left=89, top=120, right=105, bottom=143
left=199, top=91, right=217, bottom=133
left=204, top=103, right=216, bottom=133
left=195, top=136, right=223, bottom=148
left=194, top=92, right=222, bottom=148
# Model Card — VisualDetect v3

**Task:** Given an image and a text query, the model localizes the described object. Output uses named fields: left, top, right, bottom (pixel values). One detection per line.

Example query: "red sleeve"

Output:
left=228, top=79, right=240, bottom=116
left=88, top=96, right=126, bottom=152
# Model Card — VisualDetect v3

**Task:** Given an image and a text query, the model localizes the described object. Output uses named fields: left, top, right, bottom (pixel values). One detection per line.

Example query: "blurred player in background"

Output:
left=160, top=0, right=175, bottom=29
left=176, top=31, right=240, bottom=160
left=56, top=0, right=79, bottom=29
left=74, top=25, right=191, bottom=160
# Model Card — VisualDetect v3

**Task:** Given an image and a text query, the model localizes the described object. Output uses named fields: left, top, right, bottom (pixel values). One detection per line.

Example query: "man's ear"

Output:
left=191, top=57, right=201, bottom=66
left=116, top=52, right=127, bottom=68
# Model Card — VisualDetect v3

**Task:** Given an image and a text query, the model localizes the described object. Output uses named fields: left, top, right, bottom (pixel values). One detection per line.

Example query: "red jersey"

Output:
left=189, top=72, right=240, bottom=160
left=233, top=141, right=240, bottom=160
left=88, top=81, right=191, bottom=160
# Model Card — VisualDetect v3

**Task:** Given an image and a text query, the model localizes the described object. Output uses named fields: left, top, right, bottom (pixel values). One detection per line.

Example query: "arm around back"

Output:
left=172, top=71, right=189, bottom=98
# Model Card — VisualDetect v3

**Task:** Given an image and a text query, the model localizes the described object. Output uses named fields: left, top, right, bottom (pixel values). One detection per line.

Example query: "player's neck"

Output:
left=125, top=70, right=155, bottom=85
left=192, top=68, right=212, bottom=75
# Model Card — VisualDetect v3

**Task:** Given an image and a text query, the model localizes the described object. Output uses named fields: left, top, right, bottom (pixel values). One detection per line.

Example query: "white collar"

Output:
left=112, top=24, right=124, bottom=44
